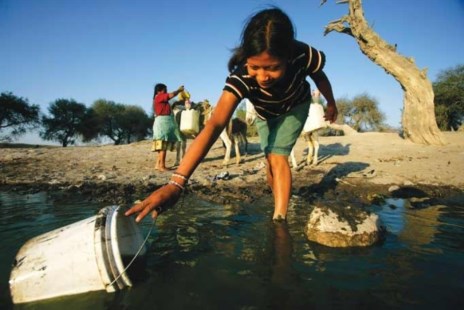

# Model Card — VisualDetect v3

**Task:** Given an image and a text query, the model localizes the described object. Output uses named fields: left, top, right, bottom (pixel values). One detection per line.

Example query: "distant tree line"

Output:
left=334, top=93, right=387, bottom=133
left=1, top=65, right=462, bottom=145
left=0, top=92, right=40, bottom=142
left=1, top=94, right=152, bottom=146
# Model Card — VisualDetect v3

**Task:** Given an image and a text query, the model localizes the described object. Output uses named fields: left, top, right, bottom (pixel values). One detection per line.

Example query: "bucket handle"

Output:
left=107, top=217, right=156, bottom=288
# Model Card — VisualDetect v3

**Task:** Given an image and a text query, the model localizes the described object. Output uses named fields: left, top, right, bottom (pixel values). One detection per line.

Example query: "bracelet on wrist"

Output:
left=171, top=172, right=189, bottom=183
left=168, top=180, right=185, bottom=192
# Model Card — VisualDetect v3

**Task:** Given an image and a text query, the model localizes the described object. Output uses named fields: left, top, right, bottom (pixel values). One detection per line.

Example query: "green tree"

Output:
left=118, top=105, right=151, bottom=144
left=350, top=93, right=386, bottom=132
left=40, top=99, right=90, bottom=147
left=0, top=92, right=40, bottom=142
left=324, top=94, right=386, bottom=135
left=91, top=100, right=151, bottom=144
left=91, top=99, right=126, bottom=144
left=79, top=108, right=101, bottom=143
left=433, top=64, right=464, bottom=130
left=333, top=97, right=352, bottom=125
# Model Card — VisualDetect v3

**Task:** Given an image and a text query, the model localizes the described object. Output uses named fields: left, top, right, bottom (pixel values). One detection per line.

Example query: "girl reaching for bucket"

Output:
left=126, top=7, right=338, bottom=223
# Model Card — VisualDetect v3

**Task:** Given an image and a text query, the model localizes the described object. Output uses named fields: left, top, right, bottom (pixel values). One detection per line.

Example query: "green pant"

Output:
left=255, top=101, right=310, bottom=156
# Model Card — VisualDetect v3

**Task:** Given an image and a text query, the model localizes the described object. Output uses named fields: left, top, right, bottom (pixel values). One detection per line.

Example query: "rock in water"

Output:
left=305, top=206, right=383, bottom=247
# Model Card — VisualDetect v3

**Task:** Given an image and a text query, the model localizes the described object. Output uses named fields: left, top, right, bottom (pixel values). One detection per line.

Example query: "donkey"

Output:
left=173, top=100, right=248, bottom=166
left=172, top=100, right=209, bottom=166
left=202, top=104, right=248, bottom=166
left=245, top=98, right=327, bottom=169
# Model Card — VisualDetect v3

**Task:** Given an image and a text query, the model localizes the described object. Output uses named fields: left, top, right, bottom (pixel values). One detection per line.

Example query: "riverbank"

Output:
left=1, top=132, right=463, bottom=207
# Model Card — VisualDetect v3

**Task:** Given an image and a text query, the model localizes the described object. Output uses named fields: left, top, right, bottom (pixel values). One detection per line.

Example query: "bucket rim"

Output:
left=98, top=206, right=136, bottom=291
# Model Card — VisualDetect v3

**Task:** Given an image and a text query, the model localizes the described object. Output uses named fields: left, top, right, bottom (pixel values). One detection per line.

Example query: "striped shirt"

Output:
left=224, top=40, right=325, bottom=120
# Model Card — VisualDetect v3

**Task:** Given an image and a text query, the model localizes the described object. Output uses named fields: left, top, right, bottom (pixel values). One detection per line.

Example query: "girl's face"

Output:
left=246, top=51, right=287, bottom=89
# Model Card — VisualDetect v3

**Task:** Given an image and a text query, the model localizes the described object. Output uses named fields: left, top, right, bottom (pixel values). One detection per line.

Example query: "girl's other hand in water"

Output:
left=125, top=183, right=182, bottom=222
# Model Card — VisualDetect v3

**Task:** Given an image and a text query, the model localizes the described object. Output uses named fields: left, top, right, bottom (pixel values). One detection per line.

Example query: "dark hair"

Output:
left=154, top=83, right=167, bottom=98
left=228, top=7, right=295, bottom=72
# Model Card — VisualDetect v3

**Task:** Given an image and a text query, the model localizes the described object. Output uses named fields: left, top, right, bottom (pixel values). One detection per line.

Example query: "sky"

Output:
left=1, top=0, right=463, bottom=144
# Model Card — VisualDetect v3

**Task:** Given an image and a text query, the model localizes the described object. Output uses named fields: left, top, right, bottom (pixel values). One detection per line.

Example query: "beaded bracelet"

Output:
left=168, top=180, right=185, bottom=191
left=172, top=172, right=189, bottom=183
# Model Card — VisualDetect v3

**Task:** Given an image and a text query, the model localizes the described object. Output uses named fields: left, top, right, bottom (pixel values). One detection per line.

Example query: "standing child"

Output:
left=152, top=83, right=184, bottom=171
left=127, top=7, right=338, bottom=222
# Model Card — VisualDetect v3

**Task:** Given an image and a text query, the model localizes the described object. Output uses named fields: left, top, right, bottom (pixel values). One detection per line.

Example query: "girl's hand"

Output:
left=324, top=103, right=338, bottom=123
left=125, top=183, right=182, bottom=222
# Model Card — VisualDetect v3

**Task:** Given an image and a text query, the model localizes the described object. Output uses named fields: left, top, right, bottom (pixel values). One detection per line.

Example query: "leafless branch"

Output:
left=324, top=17, right=353, bottom=36
left=321, top=0, right=349, bottom=6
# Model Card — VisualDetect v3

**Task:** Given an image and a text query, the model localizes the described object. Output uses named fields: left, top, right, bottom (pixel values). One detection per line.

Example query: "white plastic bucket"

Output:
left=303, top=102, right=327, bottom=132
left=180, top=109, right=200, bottom=135
left=9, top=206, right=146, bottom=304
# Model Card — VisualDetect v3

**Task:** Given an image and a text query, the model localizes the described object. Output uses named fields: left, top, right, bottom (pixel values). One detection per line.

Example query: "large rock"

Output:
left=305, top=206, right=384, bottom=247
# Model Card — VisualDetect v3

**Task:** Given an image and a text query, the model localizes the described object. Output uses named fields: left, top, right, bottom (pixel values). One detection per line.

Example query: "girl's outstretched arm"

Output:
left=125, top=91, right=240, bottom=222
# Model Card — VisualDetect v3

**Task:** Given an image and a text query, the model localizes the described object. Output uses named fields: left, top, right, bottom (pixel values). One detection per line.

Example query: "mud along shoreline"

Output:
left=2, top=132, right=463, bottom=215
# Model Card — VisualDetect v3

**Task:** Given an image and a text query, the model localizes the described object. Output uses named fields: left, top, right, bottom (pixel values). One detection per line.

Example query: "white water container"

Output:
left=180, top=109, right=200, bottom=135
left=9, top=206, right=146, bottom=304
left=303, top=102, right=327, bottom=132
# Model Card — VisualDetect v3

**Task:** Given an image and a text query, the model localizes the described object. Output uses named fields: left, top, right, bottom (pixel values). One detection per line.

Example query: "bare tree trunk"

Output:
left=322, top=0, right=445, bottom=145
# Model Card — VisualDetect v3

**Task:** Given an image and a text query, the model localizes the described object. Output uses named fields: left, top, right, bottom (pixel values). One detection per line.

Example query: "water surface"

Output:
left=1, top=190, right=463, bottom=309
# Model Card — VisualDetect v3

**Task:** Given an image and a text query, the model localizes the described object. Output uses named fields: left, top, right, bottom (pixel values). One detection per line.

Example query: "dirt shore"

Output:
left=1, top=132, right=463, bottom=207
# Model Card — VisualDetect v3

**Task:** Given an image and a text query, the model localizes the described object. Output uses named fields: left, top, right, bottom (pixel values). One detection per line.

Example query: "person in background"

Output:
left=127, top=7, right=338, bottom=222
left=152, top=83, right=184, bottom=171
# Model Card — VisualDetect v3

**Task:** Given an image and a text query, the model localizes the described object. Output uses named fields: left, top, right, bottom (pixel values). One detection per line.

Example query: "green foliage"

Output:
left=433, top=64, right=464, bottom=130
left=351, top=93, right=386, bottom=131
left=0, top=92, right=40, bottom=141
left=40, top=99, right=90, bottom=147
left=91, top=99, right=151, bottom=144
left=335, top=93, right=386, bottom=132
left=79, top=108, right=101, bottom=143
left=91, top=99, right=126, bottom=144
left=118, top=105, right=151, bottom=144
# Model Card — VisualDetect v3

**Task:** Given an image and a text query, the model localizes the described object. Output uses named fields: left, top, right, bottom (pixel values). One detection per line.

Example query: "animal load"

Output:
left=303, top=102, right=327, bottom=132
left=180, top=109, right=200, bottom=136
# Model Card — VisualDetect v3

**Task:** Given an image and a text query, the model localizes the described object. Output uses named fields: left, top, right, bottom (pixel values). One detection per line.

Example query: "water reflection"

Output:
left=379, top=199, right=445, bottom=253
left=1, top=190, right=464, bottom=309
left=270, top=221, right=293, bottom=285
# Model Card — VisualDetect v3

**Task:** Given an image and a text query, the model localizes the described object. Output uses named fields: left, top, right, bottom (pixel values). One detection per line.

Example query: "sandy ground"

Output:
left=1, top=132, right=463, bottom=205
